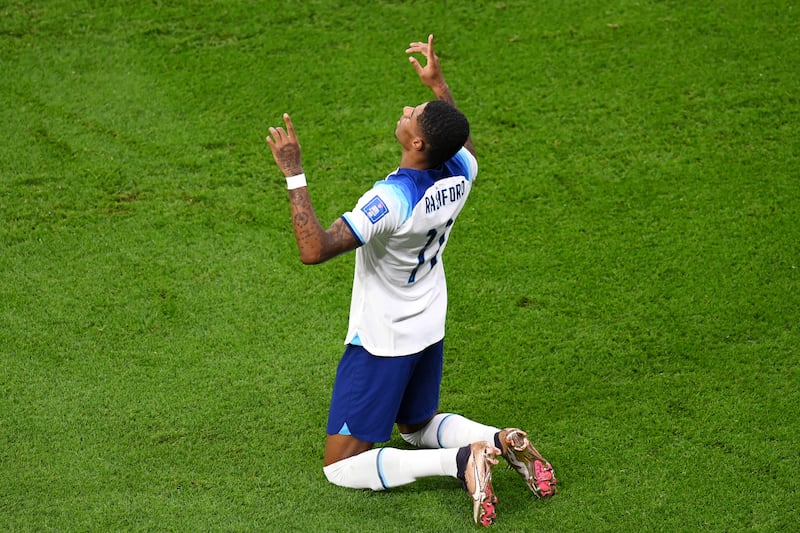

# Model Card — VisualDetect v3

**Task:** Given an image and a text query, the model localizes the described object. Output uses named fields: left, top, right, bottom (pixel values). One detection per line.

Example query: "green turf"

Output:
left=2, top=1, right=798, bottom=531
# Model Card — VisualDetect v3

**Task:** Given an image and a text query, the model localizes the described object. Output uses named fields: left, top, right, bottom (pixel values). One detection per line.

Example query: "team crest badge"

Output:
left=362, top=195, right=389, bottom=223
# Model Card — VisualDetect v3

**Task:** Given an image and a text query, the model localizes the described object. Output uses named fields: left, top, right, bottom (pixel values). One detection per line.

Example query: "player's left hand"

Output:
left=266, top=113, right=304, bottom=177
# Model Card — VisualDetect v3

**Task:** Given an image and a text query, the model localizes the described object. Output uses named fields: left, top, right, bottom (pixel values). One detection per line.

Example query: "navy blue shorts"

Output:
left=326, top=340, right=444, bottom=443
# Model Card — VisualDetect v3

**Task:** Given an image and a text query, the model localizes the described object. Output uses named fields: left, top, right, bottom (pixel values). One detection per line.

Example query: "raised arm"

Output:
left=266, top=113, right=359, bottom=265
left=406, top=34, right=475, bottom=158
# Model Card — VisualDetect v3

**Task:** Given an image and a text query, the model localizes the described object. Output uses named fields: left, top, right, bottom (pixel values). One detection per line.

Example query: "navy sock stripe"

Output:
left=376, top=448, right=389, bottom=489
left=436, top=414, right=453, bottom=448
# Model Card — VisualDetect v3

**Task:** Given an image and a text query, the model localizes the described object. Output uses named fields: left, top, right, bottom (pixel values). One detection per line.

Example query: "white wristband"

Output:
left=285, top=173, right=307, bottom=190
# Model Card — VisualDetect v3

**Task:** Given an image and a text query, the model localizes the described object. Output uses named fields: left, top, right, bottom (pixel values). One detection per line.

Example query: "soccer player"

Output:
left=265, top=35, right=557, bottom=527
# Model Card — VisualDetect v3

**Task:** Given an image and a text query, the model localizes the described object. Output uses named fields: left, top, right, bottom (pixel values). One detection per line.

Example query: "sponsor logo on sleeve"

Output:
left=361, top=195, right=389, bottom=224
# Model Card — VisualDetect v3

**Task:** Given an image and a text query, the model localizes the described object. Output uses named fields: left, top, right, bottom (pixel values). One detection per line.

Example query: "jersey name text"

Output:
left=425, top=180, right=466, bottom=214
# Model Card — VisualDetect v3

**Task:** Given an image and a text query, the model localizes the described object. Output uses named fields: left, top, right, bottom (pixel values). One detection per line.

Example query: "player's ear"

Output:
left=412, top=137, right=426, bottom=153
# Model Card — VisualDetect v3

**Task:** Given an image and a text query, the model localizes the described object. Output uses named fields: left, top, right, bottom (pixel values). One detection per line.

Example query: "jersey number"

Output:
left=408, top=219, right=454, bottom=284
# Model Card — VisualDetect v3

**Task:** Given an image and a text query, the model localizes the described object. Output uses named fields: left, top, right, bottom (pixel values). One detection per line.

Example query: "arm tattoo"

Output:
left=287, top=188, right=357, bottom=263
left=328, top=218, right=354, bottom=248
left=293, top=211, right=310, bottom=225
left=437, top=93, right=456, bottom=106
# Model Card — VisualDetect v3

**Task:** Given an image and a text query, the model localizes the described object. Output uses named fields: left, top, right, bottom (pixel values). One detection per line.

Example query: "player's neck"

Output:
left=399, top=150, right=430, bottom=171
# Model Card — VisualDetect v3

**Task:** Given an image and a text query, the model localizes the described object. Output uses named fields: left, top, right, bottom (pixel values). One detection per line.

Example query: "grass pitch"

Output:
left=2, top=1, right=798, bottom=531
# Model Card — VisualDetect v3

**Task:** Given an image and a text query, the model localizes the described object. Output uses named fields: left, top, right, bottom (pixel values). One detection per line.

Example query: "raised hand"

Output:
left=405, top=35, right=474, bottom=155
left=266, top=113, right=304, bottom=177
left=406, top=34, right=446, bottom=92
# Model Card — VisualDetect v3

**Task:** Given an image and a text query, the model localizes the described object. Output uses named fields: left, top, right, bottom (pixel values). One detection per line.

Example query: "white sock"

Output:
left=323, top=447, right=459, bottom=491
left=401, top=413, right=499, bottom=449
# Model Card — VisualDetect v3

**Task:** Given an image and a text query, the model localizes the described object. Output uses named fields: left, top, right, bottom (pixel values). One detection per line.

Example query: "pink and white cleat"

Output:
left=501, top=428, right=558, bottom=498
left=459, top=441, right=501, bottom=526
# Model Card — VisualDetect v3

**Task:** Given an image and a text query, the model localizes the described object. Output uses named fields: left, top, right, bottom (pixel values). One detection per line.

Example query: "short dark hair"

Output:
left=417, top=100, right=470, bottom=168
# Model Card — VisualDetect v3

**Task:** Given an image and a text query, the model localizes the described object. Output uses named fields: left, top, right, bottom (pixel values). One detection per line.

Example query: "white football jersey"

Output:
left=340, top=147, right=478, bottom=356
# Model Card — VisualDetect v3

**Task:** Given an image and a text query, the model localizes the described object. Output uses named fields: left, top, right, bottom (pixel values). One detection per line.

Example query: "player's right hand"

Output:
left=266, top=113, right=304, bottom=177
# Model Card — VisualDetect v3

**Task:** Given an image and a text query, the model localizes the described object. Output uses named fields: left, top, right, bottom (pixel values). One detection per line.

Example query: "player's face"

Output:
left=395, top=103, right=427, bottom=146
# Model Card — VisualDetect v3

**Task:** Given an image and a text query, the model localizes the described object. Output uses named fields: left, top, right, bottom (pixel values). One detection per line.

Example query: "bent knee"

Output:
left=323, top=461, right=345, bottom=486
left=400, top=430, right=423, bottom=448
